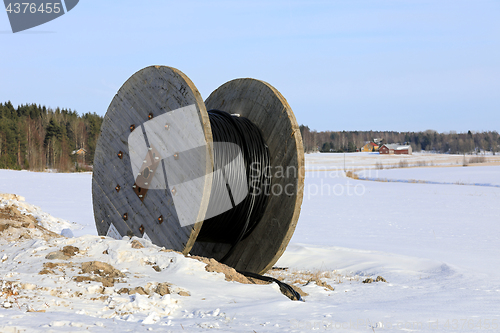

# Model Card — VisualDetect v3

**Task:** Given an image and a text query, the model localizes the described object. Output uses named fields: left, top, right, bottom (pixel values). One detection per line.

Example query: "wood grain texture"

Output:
left=92, top=66, right=213, bottom=254
left=190, top=78, right=305, bottom=274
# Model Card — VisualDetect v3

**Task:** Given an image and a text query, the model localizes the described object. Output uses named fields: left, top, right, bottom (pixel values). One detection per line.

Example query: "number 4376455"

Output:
left=6, top=3, right=62, bottom=14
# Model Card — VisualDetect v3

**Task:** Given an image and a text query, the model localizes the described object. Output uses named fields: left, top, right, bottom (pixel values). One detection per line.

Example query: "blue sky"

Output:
left=1, top=0, right=499, bottom=132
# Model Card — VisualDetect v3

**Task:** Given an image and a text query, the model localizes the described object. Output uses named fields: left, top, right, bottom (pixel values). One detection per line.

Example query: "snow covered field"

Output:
left=1, top=153, right=500, bottom=332
left=306, top=151, right=500, bottom=171
left=356, top=165, right=500, bottom=187
left=0, top=171, right=94, bottom=237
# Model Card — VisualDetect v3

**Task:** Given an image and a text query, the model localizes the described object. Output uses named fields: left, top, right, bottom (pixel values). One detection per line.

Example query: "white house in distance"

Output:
left=379, top=144, right=412, bottom=155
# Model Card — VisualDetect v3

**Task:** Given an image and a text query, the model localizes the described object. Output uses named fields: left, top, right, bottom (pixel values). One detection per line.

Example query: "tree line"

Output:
left=299, top=125, right=500, bottom=154
left=1, top=100, right=498, bottom=172
left=0, top=101, right=103, bottom=171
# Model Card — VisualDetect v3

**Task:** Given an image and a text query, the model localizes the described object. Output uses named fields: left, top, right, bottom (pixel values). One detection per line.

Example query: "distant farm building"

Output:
left=71, top=148, right=87, bottom=156
left=361, top=142, right=379, bottom=152
left=72, top=148, right=88, bottom=167
left=379, top=144, right=412, bottom=155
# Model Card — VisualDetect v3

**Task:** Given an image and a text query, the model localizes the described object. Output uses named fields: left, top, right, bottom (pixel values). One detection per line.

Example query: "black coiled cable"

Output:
left=196, top=110, right=271, bottom=261
left=196, top=110, right=303, bottom=301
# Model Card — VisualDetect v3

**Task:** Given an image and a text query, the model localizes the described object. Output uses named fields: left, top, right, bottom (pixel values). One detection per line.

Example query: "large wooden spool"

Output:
left=92, top=66, right=304, bottom=274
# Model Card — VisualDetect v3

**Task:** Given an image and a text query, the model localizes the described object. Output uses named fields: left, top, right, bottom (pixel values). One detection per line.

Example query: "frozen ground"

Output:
left=305, top=151, right=500, bottom=171
left=1, top=153, right=500, bottom=332
left=356, top=165, right=500, bottom=187
left=0, top=171, right=93, bottom=237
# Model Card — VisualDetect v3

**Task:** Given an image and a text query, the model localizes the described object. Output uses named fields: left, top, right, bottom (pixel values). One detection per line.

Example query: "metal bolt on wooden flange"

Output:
left=132, top=183, right=147, bottom=202
left=92, top=65, right=304, bottom=274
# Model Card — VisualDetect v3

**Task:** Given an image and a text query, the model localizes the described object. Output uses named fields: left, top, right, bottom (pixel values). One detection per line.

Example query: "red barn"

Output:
left=379, top=144, right=412, bottom=155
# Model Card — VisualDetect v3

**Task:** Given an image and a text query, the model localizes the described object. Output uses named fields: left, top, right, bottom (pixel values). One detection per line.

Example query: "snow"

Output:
left=294, top=168, right=500, bottom=276
left=356, top=165, right=500, bottom=187
left=1, top=153, right=500, bottom=332
left=0, top=170, right=94, bottom=237
left=305, top=151, right=500, bottom=170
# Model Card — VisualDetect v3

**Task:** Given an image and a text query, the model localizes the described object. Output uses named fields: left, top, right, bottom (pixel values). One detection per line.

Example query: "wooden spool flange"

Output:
left=92, top=66, right=304, bottom=274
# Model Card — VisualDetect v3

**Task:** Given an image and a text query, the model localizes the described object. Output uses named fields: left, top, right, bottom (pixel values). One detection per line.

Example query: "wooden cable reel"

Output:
left=92, top=66, right=304, bottom=274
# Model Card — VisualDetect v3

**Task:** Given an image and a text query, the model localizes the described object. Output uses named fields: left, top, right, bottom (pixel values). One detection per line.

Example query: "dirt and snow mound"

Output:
left=0, top=193, right=79, bottom=235
left=0, top=193, right=319, bottom=329
left=0, top=192, right=368, bottom=331
left=0, top=198, right=60, bottom=242
left=189, top=256, right=269, bottom=285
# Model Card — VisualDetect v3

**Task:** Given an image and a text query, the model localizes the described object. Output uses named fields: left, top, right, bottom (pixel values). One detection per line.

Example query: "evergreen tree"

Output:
left=0, top=101, right=103, bottom=171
